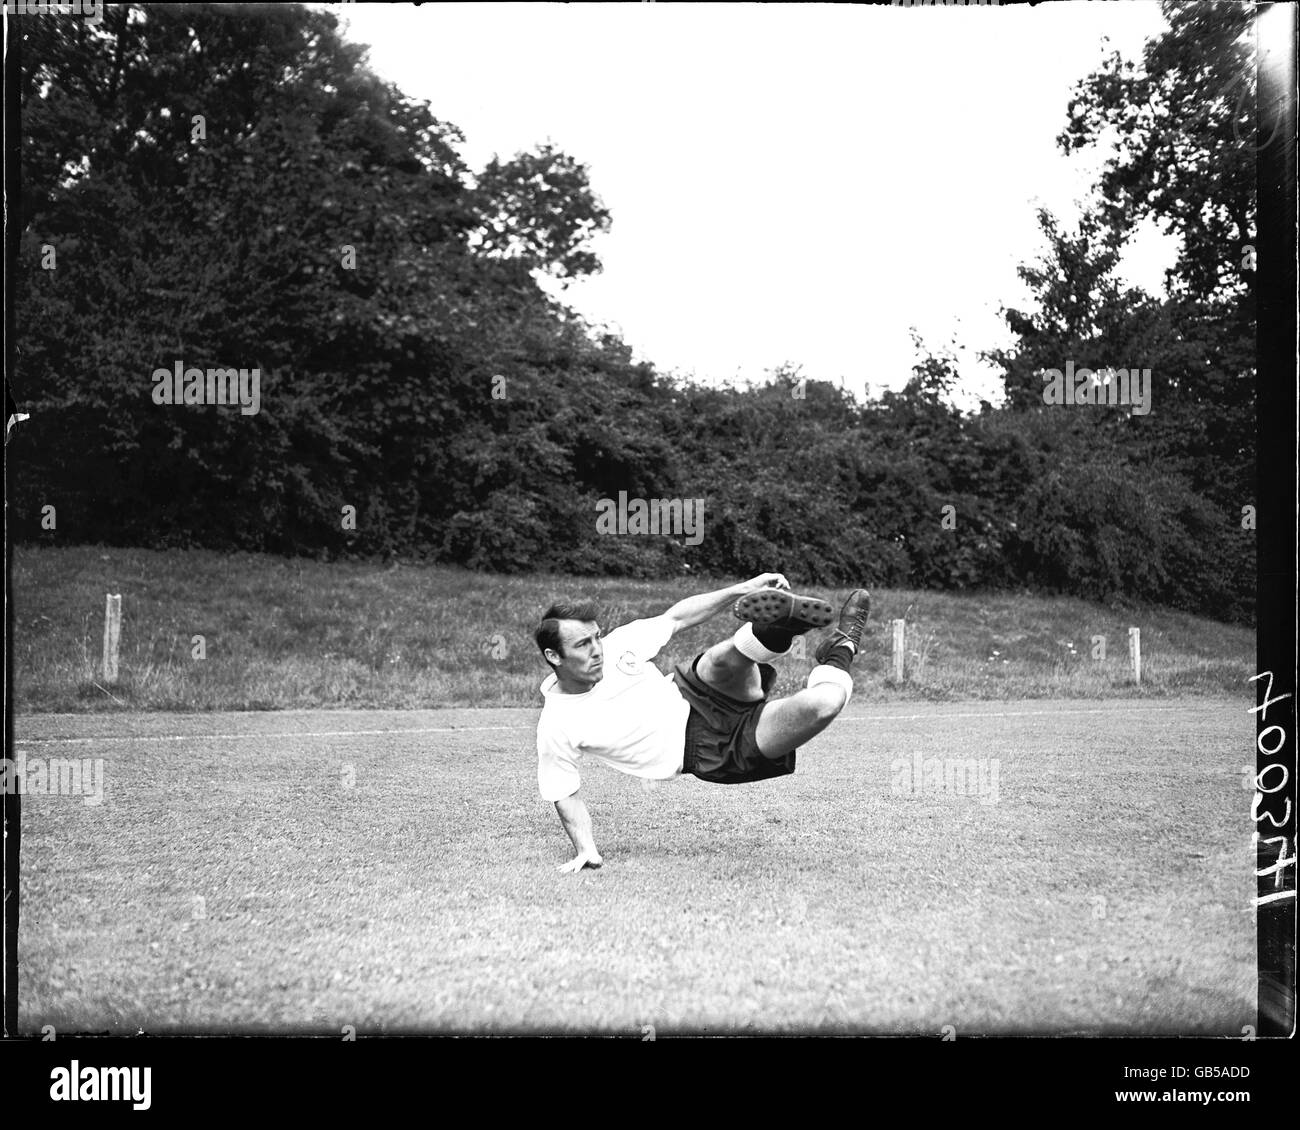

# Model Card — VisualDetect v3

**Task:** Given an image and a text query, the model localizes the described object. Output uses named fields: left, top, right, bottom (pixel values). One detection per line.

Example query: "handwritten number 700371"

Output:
left=1249, top=670, right=1295, bottom=907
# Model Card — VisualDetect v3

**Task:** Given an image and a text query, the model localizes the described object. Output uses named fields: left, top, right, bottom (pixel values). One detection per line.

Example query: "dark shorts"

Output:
left=671, top=654, right=797, bottom=785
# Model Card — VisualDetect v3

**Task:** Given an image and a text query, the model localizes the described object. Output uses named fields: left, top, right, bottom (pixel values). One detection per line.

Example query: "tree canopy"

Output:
left=11, top=1, right=1256, bottom=623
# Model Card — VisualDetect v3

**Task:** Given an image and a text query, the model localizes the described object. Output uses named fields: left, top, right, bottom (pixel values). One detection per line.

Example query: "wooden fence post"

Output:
left=103, top=594, right=122, bottom=683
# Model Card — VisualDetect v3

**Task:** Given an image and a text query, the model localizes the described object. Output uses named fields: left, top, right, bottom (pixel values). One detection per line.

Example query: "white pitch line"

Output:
left=12, top=725, right=526, bottom=746
left=10, top=703, right=1203, bottom=747
left=848, top=705, right=1193, bottom=723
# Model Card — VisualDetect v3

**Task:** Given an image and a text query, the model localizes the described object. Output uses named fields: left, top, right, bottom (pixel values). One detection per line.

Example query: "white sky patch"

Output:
left=320, top=1, right=1177, bottom=406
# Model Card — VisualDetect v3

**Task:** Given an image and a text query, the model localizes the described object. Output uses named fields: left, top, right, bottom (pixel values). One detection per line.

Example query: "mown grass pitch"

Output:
left=17, top=699, right=1254, bottom=1035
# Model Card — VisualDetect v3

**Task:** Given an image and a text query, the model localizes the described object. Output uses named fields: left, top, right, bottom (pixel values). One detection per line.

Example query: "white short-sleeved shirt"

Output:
left=536, top=615, right=691, bottom=802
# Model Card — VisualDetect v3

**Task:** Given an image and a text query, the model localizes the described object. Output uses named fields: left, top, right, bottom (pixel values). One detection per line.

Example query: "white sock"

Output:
left=807, top=664, right=853, bottom=706
left=734, top=621, right=784, bottom=662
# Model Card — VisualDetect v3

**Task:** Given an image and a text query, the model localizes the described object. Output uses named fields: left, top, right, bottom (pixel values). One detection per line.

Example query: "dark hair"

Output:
left=534, top=599, right=600, bottom=668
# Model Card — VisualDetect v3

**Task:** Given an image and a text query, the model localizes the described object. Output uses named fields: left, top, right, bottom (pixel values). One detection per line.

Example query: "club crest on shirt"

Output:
left=615, top=651, right=643, bottom=676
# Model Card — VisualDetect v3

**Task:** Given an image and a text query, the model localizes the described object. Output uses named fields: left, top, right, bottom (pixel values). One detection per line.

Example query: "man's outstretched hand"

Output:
left=557, top=850, right=603, bottom=874
left=740, top=572, right=790, bottom=594
left=664, top=573, right=793, bottom=635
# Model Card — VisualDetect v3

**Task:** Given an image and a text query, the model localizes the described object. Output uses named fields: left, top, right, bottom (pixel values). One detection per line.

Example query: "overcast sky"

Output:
left=323, top=1, right=1177, bottom=407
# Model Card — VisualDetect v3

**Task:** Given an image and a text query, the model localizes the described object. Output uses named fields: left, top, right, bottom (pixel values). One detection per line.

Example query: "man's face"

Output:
left=549, top=620, right=604, bottom=689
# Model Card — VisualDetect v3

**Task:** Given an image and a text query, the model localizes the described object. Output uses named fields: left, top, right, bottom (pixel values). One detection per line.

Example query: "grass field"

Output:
left=13, top=546, right=1254, bottom=711
left=16, top=699, right=1255, bottom=1035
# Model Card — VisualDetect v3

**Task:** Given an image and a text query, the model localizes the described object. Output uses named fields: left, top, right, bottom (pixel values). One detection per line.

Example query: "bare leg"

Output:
left=744, top=587, right=868, bottom=759
left=695, top=640, right=764, bottom=702
left=754, top=684, right=848, bottom=759
left=695, top=633, right=850, bottom=758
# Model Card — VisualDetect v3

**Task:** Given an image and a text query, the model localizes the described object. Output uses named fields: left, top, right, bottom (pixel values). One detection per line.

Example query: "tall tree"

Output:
left=1052, top=0, right=1257, bottom=509
left=14, top=3, right=614, bottom=555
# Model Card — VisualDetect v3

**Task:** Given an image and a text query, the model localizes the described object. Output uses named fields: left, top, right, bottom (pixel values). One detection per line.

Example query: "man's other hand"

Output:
left=557, top=849, right=603, bottom=874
